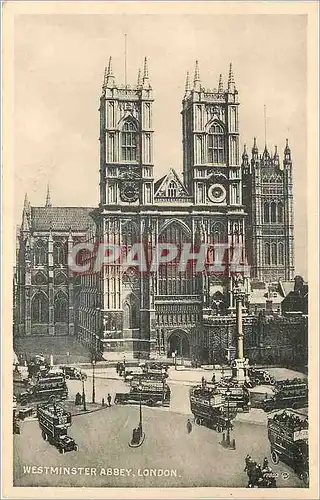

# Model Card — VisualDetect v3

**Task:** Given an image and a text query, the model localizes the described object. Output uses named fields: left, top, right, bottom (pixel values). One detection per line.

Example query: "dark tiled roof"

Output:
left=154, top=175, right=166, bottom=193
left=31, top=207, right=96, bottom=232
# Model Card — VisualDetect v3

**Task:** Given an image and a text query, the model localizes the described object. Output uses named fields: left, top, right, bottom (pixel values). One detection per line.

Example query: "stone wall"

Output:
left=203, top=312, right=308, bottom=370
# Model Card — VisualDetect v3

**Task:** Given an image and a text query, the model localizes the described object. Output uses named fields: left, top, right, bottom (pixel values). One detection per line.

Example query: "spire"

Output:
left=227, top=63, right=236, bottom=92
left=193, top=60, right=201, bottom=91
left=218, top=73, right=224, bottom=93
left=241, top=144, right=249, bottom=171
left=107, top=56, right=113, bottom=77
left=23, top=193, right=30, bottom=213
left=104, top=56, right=115, bottom=89
left=143, top=57, right=148, bottom=79
left=45, top=184, right=52, bottom=207
left=137, top=68, right=141, bottom=87
left=284, top=138, right=292, bottom=164
left=242, top=144, right=248, bottom=160
left=142, top=57, right=150, bottom=89
left=273, top=145, right=280, bottom=168
left=185, top=71, right=191, bottom=93
left=251, top=137, right=259, bottom=162
left=261, top=144, right=271, bottom=167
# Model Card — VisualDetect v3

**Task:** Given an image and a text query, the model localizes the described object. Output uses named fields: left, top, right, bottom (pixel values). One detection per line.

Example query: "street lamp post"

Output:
left=92, top=359, right=96, bottom=404
left=226, top=386, right=231, bottom=446
left=138, top=384, right=143, bottom=435
left=82, top=377, right=87, bottom=412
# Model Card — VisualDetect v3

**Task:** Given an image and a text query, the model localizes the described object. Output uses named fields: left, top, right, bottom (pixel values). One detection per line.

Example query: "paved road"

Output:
left=14, top=405, right=302, bottom=488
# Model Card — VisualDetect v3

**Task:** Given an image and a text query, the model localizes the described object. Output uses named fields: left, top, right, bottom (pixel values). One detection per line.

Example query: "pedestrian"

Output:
left=262, top=457, right=269, bottom=470
left=211, top=373, right=216, bottom=383
left=201, top=376, right=206, bottom=388
left=244, top=454, right=252, bottom=472
left=107, top=393, right=112, bottom=407
left=187, top=419, right=192, bottom=434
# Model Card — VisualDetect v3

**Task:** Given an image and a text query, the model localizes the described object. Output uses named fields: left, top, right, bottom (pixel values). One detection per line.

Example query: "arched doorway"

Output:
left=168, top=330, right=190, bottom=357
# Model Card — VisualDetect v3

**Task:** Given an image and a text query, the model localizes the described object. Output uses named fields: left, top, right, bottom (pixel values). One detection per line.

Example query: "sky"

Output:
left=14, top=13, right=307, bottom=277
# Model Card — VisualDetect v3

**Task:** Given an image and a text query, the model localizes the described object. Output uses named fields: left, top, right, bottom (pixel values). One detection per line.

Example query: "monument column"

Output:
left=233, top=284, right=248, bottom=383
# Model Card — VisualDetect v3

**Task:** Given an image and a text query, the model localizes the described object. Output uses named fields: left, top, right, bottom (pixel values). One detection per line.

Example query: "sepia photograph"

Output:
left=2, top=1, right=318, bottom=498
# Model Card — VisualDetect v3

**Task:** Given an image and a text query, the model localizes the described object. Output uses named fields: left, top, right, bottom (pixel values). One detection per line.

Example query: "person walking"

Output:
left=107, top=393, right=112, bottom=407
left=187, top=419, right=192, bottom=434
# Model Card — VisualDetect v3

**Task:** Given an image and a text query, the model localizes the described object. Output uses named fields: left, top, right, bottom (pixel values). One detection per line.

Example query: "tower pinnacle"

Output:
left=185, top=71, right=191, bottom=93
left=142, top=57, right=151, bottom=89
left=137, top=68, right=141, bottom=87
left=104, top=56, right=115, bottom=89
left=218, top=73, right=224, bottom=93
left=143, top=57, right=149, bottom=79
left=193, top=60, right=201, bottom=91
left=45, top=184, right=52, bottom=208
left=227, top=63, right=236, bottom=92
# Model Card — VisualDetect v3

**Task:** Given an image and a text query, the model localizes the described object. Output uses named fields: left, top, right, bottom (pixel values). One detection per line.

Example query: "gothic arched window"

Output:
left=271, top=242, right=277, bottom=265
left=158, top=221, right=191, bottom=295
left=265, top=243, right=271, bottom=265
left=167, top=181, right=177, bottom=198
left=278, top=243, right=284, bottom=265
left=34, top=240, right=47, bottom=266
left=31, top=293, right=49, bottom=323
left=54, top=241, right=67, bottom=265
left=207, top=122, right=225, bottom=164
left=121, top=121, right=137, bottom=161
left=278, top=202, right=284, bottom=223
left=54, top=292, right=68, bottom=323
left=270, top=202, right=277, bottom=223
left=263, top=202, right=270, bottom=223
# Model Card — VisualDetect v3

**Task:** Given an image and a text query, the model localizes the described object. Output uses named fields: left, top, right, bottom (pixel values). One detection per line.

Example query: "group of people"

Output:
left=74, top=392, right=112, bottom=407
left=244, top=455, right=277, bottom=488
left=273, top=410, right=308, bottom=431
left=116, top=362, right=126, bottom=377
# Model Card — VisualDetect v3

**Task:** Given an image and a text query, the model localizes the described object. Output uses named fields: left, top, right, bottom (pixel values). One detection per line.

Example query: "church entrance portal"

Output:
left=168, top=330, right=190, bottom=357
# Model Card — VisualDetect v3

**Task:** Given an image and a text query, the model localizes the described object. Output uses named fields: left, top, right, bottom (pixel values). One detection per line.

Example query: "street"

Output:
left=13, top=365, right=307, bottom=488
left=14, top=405, right=302, bottom=488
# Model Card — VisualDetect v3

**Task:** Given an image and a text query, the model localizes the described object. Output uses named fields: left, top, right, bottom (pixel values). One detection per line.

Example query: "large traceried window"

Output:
left=278, top=202, right=284, bottom=223
left=53, top=241, right=67, bottom=265
left=54, top=292, right=68, bottom=323
left=158, top=222, right=192, bottom=295
left=271, top=243, right=277, bottom=265
left=278, top=243, right=284, bottom=265
left=264, top=202, right=270, bottom=223
left=32, top=292, right=49, bottom=323
left=121, top=121, right=138, bottom=161
left=265, top=243, right=271, bottom=265
left=271, top=202, right=277, bottom=223
left=207, top=123, right=225, bottom=164
left=34, top=240, right=47, bottom=266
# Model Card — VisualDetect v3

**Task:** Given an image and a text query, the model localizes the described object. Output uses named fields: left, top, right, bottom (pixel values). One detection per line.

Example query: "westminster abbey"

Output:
left=14, top=58, right=295, bottom=363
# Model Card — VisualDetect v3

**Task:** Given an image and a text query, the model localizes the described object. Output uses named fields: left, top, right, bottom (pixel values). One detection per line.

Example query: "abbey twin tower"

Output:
left=15, top=58, right=295, bottom=362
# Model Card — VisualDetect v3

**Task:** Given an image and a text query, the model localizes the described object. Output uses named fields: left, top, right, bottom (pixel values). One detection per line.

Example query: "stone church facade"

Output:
left=14, top=57, right=296, bottom=363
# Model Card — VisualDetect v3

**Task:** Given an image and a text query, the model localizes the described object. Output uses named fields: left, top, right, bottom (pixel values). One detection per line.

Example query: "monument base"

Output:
left=232, top=357, right=249, bottom=383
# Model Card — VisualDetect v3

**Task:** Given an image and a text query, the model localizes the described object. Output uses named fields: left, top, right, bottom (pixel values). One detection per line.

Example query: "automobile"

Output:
left=57, top=435, right=79, bottom=454
left=59, top=366, right=87, bottom=380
